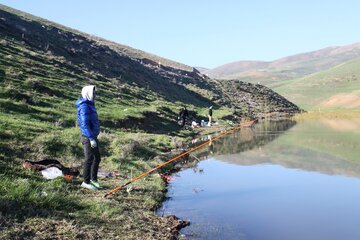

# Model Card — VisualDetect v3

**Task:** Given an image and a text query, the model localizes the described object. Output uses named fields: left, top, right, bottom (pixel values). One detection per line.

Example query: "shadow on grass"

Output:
left=0, top=100, right=42, bottom=115
left=132, top=145, right=157, bottom=161
left=102, top=111, right=180, bottom=134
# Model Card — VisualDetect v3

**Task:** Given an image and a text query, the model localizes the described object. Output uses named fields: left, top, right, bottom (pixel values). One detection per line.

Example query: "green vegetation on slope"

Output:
left=0, top=35, right=196, bottom=238
left=273, top=58, right=360, bottom=110
left=0, top=9, right=217, bottom=239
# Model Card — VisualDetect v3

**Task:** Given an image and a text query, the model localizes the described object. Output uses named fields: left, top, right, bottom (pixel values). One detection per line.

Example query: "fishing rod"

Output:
left=104, top=120, right=256, bottom=198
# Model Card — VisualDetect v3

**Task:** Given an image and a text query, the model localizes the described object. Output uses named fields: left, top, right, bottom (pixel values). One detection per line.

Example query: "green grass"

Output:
left=0, top=123, right=191, bottom=238
left=0, top=26, right=230, bottom=238
left=273, top=58, right=360, bottom=110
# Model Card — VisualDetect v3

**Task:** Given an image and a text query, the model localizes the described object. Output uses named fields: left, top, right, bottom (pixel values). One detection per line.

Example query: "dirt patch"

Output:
left=320, top=92, right=360, bottom=109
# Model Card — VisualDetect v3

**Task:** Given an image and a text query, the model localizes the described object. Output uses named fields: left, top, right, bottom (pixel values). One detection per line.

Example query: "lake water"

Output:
left=160, top=119, right=360, bottom=240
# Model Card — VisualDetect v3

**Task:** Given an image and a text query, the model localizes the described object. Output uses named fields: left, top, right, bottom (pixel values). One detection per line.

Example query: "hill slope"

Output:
left=273, top=58, right=360, bottom=110
left=0, top=4, right=300, bottom=239
left=0, top=3, right=300, bottom=146
left=204, top=43, right=360, bottom=86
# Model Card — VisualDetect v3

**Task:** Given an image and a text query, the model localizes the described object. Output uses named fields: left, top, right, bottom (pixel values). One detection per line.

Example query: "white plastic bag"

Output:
left=41, top=167, right=63, bottom=179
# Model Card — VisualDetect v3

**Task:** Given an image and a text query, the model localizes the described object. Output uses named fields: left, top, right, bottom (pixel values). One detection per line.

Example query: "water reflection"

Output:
left=192, top=120, right=297, bottom=162
left=161, top=119, right=360, bottom=240
left=194, top=119, right=360, bottom=178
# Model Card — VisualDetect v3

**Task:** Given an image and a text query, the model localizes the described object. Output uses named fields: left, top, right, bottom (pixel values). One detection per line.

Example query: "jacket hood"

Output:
left=81, top=85, right=95, bottom=101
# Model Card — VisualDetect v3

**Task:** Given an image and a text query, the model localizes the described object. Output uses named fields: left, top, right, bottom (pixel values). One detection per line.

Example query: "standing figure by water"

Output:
left=76, top=85, right=102, bottom=190
left=179, top=106, right=189, bottom=128
left=208, top=106, right=213, bottom=126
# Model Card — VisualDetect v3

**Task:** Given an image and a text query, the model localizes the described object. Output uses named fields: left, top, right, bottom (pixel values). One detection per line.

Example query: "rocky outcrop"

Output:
left=217, top=80, right=301, bottom=119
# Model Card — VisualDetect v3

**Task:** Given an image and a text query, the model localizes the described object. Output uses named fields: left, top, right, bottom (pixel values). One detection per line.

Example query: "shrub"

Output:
left=24, top=77, right=45, bottom=91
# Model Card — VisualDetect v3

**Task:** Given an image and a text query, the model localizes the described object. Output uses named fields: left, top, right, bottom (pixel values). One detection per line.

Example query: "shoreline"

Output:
left=151, top=120, right=260, bottom=238
left=97, top=114, right=360, bottom=238
left=0, top=119, right=272, bottom=239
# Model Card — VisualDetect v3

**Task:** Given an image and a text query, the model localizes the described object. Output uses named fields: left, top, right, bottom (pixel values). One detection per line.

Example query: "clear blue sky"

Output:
left=1, top=0, right=359, bottom=68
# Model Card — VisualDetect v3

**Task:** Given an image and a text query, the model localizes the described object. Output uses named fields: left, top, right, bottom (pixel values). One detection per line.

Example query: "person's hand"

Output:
left=90, top=140, right=97, bottom=148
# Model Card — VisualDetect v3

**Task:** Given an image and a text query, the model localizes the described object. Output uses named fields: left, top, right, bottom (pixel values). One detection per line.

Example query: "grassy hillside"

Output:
left=204, top=43, right=360, bottom=86
left=273, top=58, right=360, bottom=110
left=0, top=4, right=300, bottom=239
left=0, top=5, right=194, bottom=73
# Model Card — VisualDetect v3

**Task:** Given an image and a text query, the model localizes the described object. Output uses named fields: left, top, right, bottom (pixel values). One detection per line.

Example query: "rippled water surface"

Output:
left=160, top=120, right=360, bottom=240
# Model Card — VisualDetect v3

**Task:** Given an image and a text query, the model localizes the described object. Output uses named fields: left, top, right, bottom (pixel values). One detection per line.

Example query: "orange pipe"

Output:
left=104, top=120, right=256, bottom=197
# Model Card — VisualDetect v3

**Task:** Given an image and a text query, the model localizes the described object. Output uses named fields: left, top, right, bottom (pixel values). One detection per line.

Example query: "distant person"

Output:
left=179, top=106, right=189, bottom=128
left=76, top=85, right=102, bottom=190
left=208, top=106, right=213, bottom=126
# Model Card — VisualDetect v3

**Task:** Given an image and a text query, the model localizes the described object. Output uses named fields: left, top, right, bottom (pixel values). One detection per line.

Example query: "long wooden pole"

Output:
left=104, top=120, right=256, bottom=197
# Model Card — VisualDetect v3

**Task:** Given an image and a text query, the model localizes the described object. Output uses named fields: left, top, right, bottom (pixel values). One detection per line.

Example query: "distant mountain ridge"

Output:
left=203, top=43, right=360, bottom=86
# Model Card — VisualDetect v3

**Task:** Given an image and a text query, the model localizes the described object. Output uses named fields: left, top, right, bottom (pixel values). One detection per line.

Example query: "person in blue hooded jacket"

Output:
left=76, top=85, right=102, bottom=190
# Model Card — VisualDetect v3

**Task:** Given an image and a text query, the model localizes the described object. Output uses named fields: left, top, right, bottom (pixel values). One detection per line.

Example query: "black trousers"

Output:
left=81, top=136, right=101, bottom=183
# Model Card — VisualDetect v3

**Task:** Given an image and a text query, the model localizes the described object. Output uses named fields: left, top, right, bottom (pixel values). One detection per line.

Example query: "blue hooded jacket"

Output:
left=76, top=86, right=100, bottom=141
